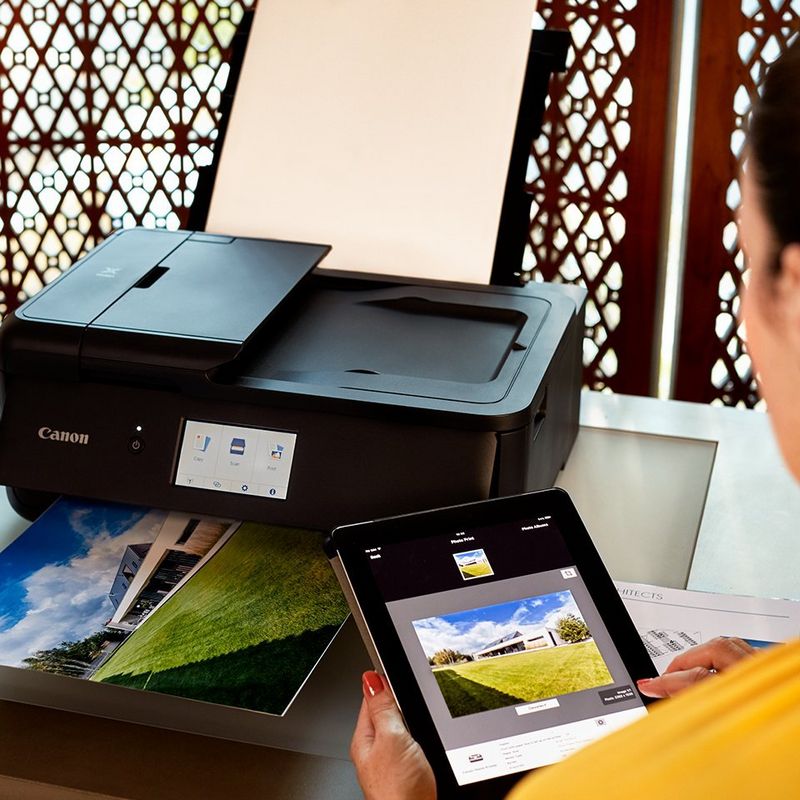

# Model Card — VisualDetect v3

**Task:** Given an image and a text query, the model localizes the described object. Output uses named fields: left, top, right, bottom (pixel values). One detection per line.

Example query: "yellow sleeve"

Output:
left=507, top=638, right=800, bottom=800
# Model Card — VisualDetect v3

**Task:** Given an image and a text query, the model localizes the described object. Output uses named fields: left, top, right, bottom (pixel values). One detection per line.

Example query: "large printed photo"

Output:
left=0, top=498, right=349, bottom=715
left=412, top=590, right=613, bottom=718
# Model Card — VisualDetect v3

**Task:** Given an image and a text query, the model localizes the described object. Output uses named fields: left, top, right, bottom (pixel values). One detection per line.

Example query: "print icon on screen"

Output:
left=271, top=444, right=285, bottom=460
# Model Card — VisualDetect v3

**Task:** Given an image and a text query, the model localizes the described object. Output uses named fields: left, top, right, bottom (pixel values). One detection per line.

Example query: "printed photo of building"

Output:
left=107, top=515, right=238, bottom=631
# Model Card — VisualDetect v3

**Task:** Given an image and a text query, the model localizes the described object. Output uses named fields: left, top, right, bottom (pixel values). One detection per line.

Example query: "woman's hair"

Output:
left=749, top=35, right=800, bottom=262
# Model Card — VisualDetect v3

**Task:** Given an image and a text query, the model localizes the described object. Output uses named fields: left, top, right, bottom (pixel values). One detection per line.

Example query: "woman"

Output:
left=350, top=37, right=800, bottom=800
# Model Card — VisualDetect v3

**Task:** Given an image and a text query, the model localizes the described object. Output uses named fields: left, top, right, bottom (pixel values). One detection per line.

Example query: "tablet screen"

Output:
left=362, top=511, right=648, bottom=786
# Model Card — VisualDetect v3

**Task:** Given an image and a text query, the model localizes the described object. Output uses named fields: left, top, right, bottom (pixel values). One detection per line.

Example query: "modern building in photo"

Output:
left=472, top=627, right=568, bottom=660
left=107, top=515, right=238, bottom=631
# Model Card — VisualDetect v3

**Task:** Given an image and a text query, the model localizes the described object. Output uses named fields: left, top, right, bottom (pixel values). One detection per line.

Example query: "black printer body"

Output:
left=0, top=228, right=585, bottom=530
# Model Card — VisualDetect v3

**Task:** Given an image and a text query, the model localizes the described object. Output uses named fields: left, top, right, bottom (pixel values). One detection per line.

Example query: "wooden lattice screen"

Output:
left=525, top=0, right=672, bottom=394
left=0, top=0, right=255, bottom=318
left=675, top=0, right=800, bottom=406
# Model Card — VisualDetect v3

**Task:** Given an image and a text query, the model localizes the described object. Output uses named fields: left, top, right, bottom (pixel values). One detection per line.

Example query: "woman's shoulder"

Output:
left=508, top=638, right=800, bottom=800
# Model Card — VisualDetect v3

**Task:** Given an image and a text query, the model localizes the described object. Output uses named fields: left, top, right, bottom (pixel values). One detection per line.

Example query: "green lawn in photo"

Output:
left=91, top=523, right=349, bottom=714
left=460, top=562, right=493, bottom=579
left=432, top=640, right=612, bottom=718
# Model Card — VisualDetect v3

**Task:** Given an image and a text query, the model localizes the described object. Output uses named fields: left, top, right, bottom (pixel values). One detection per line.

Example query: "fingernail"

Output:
left=363, top=671, right=384, bottom=698
left=636, top=678, right=653, bottom=686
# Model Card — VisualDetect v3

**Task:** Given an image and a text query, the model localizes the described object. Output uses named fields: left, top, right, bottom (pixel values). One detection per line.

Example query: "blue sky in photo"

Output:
left=453, top=549, right=488, bottom=567
left=435, top=591, right=574, bottom=630
left=0, top=499, right=159, bottom=667
left=412, top=590, right=583, bottom=658
left=0, top=499, right=147, bottom=628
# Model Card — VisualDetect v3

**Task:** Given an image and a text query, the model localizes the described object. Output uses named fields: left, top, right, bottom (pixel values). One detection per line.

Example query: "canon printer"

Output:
left=0, top=228, right=585, bottom=529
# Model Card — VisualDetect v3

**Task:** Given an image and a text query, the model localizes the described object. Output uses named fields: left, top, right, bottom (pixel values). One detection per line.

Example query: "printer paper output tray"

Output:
left=233, top=282, right=548, bottom=404
left=0, top=229, right=585, bottom=528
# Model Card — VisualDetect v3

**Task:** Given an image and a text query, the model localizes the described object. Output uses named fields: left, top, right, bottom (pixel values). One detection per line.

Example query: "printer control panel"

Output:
left=174, top=420, right=297, bottom=500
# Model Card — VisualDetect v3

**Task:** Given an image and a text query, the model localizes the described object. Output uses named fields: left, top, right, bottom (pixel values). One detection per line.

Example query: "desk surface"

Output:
left=1, top=391, right=798, bottom=799
left=562, top=392, right=800, bottom=601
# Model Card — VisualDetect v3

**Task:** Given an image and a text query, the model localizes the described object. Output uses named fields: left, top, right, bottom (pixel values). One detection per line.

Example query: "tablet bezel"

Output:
left=329, top=488, right=659, bottom=799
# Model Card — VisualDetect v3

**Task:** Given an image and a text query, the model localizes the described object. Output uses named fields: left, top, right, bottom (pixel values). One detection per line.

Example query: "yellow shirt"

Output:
left=507, top=638, right=800, bottom=799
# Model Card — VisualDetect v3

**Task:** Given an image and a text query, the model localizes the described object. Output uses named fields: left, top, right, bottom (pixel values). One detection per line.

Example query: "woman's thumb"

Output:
left=363, top=671, right=407, bottom=737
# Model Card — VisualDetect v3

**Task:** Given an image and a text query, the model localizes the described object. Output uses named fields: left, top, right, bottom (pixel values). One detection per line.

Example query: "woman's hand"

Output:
left=350, top=671, right=436, bottom=800
left=637, top=636, right=756, bottom=698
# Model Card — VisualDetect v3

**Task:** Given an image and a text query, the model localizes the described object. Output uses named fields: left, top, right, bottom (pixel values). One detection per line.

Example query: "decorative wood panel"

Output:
left=675, top=0, right=800, bottom=406
left=523, top=0, right=672, bottom=394
left=0, top=0, right=254, bottom=317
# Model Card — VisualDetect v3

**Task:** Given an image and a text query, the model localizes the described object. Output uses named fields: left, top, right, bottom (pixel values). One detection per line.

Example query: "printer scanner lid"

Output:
left=3, top=229, right=580, bottom=428
left=6, top=229, right=330, bottom=377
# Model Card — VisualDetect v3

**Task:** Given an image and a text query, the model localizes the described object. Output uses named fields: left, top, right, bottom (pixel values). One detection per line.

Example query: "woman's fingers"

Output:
left=663, top=637, right=755, bottom=673
left=636, top=637, right=757, bottom=699
left=638, top=666, right=713, bottom=698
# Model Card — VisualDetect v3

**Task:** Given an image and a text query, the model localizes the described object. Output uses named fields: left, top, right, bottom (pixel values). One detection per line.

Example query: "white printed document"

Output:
left=615, top=581, right=800, bottom=674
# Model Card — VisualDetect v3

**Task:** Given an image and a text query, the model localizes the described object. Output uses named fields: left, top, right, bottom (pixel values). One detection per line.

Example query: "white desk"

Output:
left=559, top=392, right=800, bottom=601
left=1, top=391, right=798, bottom=798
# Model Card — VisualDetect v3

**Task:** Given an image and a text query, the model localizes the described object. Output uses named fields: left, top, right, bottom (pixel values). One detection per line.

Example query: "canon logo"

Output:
left=38, top=426, right=90, bottom=445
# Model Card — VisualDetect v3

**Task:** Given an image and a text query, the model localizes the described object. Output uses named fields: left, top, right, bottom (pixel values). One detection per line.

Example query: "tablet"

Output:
left=327, top=489, right=658, bottom=799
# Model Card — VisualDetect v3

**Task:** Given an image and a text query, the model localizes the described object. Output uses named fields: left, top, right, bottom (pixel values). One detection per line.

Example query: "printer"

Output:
left=0, top=227, right=585, bottom=529
left=0, top=7, right=583, bottom=791
left=0, top=3, right=579, bottom=530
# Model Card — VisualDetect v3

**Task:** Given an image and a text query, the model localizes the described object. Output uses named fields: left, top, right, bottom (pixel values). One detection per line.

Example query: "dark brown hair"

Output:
left=749, top=36, right=800, bottom=262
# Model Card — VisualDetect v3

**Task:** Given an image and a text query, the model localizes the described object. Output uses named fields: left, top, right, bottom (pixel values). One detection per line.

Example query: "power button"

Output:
left=128, top=436, right=145, bottom=454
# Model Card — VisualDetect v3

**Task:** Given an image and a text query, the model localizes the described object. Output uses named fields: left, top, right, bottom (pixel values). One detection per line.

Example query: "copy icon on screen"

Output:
left=193, top=434, right=211, bottom=453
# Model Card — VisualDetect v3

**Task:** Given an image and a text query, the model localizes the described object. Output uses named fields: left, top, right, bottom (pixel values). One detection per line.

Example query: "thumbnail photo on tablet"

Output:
left=412, top=591, right=612, bottom=718
left=453, top=549, right=494, bottom=581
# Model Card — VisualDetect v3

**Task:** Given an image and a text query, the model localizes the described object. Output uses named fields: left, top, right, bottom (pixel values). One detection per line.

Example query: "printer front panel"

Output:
left=0, top=376, right=499, bottom=528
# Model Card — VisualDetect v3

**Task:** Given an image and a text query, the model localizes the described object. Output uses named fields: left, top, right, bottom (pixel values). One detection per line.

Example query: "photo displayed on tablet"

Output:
left=413, top=590, right=613, bottom=718
left=331, top=493, right=656, bottom=793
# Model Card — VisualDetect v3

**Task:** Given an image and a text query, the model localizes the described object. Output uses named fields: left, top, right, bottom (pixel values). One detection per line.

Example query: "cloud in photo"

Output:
left=412, top=591, right=583, bottom=659
left=0, top=506, right=166, bottom=668
left=67, top=504, right=156, bottom=548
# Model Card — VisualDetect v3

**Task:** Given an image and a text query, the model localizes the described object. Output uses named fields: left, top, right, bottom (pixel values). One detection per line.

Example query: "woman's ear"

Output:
left=775, top=244, right=800, bottom=346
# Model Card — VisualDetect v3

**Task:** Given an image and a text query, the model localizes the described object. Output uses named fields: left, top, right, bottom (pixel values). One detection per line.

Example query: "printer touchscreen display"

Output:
left=174, top=420, right=297, bottom=500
